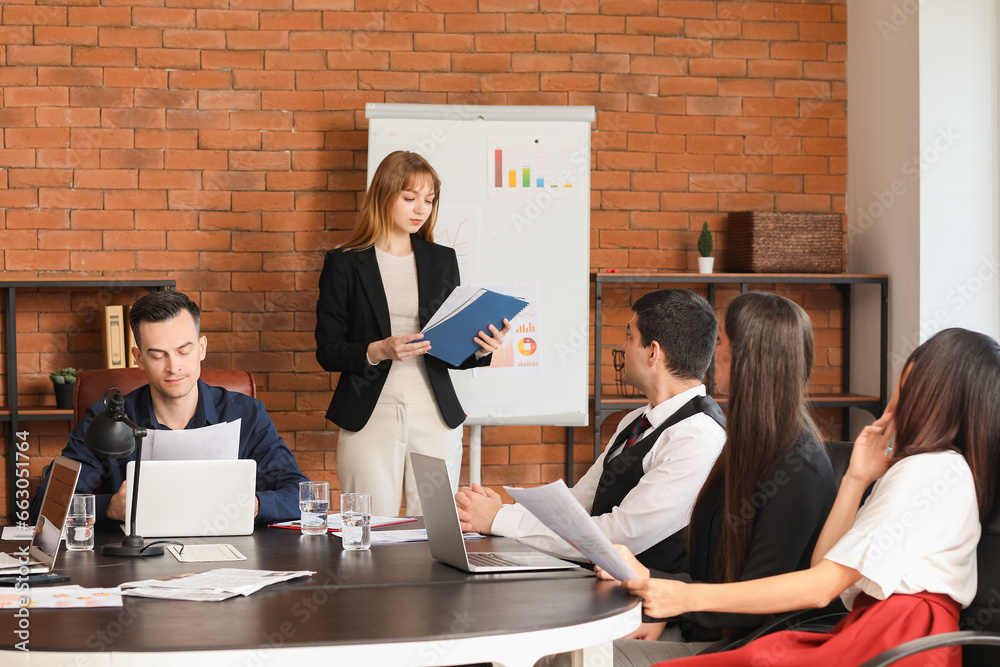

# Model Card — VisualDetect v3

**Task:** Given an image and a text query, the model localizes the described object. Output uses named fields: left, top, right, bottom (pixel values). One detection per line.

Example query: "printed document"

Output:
left=121, top=568, right=313, bottom=602
left=504, top=480, right=638, bottom=582
left=140, top=419, right=241, bottom=461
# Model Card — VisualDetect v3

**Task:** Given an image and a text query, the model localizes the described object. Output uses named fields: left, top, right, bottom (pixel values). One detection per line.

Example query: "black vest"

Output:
left=591, top=395, right=725, bottom=573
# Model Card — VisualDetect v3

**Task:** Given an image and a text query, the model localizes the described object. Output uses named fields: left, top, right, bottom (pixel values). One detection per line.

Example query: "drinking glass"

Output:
left=66, top=494, right=95, bottom=551
left=298, top=482, right=330, bottom=536
left=340, top=493, right=372, bottom=551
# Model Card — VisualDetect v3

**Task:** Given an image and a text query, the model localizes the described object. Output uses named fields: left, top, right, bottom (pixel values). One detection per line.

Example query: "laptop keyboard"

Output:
left=468, top=552, right=524, bottom=568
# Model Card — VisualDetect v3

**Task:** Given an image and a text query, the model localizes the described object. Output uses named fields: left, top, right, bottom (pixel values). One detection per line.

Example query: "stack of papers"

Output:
left=121, top=568, right=314, bottom=602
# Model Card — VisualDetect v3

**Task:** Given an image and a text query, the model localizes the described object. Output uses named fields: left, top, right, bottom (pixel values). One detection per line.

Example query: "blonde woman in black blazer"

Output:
left=316, top=151, right=508, bottom=516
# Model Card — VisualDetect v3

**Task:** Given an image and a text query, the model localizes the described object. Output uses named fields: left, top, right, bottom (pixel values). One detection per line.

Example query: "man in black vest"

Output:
left=456, top=289, right=725, bottom=574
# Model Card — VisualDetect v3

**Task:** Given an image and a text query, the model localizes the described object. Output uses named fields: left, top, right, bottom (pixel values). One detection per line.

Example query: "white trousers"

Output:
left=337, top=395, right=463, bottom=516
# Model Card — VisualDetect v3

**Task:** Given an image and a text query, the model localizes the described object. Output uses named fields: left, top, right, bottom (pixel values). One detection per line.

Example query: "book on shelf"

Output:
left=123, top=305, right=137, bottom=368
left=102, top=305, right=126, bottom=369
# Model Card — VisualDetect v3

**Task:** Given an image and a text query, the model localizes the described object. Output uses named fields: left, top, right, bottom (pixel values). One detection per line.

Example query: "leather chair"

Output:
left=72, top=368, right=256, bottom=425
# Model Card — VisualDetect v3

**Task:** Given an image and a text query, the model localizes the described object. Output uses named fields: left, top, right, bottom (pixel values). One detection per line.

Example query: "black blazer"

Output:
left=315, top=234, right=489, bottom=432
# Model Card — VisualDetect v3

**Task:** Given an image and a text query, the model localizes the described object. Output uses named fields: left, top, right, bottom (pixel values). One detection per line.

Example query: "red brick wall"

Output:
left=0, top=0, right=847, bottom=516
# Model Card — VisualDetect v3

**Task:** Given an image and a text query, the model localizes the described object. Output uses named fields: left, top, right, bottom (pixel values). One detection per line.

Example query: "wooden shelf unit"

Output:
left=591, top=272, right=889, bottom=461
left=1, top=276, right=175, bottom=519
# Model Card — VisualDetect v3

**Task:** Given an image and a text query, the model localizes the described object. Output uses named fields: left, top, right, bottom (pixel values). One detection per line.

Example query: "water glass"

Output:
left=298, top=481, right=330, bottom=536
left=66, top=494, right=95, bottom=551
left=340, top=493, right=372, bottom=551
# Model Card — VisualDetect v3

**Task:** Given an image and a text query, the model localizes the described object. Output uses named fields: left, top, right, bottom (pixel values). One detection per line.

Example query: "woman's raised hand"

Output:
left=846, top=411, right=895, bottom=486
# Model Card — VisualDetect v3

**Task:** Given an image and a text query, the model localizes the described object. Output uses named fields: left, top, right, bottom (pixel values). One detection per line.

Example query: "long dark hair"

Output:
left=893, top=328, right=1000, bottom=520
left=691, top=291, right=818, bottom=583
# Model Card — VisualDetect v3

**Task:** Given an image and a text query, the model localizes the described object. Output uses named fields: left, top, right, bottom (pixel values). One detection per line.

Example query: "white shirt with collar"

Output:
left=490, top=384, right=726, bottom=561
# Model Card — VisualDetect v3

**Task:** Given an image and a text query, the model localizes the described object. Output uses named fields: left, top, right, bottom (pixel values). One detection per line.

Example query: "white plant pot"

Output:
left=698, top=256, right=715, bottom=274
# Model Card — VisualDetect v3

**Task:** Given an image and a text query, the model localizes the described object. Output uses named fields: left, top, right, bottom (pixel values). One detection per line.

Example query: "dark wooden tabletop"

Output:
left=0, top=523, right=638, bottom=654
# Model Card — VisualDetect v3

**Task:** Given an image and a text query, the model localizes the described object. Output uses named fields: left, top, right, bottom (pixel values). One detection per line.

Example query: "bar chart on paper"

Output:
left=488, top=135, right=587, bottom=200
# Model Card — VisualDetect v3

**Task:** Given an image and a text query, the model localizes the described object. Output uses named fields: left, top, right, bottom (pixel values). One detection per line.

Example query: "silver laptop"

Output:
left=410, top=452, right=578, bottom=573
left=124, top=460, right=256, bottom=537
left=0, top=456, right=81, bottom=574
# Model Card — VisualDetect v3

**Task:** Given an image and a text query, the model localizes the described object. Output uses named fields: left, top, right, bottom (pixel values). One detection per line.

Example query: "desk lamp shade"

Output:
left=82, top=388, right=164, bottom=557
left=85, top=390, right=138, bottom=459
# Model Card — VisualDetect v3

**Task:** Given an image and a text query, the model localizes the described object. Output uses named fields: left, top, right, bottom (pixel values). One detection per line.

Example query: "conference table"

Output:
left=0, top=522, right=640, bottom=666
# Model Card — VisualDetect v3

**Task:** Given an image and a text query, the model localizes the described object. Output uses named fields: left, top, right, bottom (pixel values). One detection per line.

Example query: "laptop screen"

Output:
left=30, top=456, right=82, bottom=569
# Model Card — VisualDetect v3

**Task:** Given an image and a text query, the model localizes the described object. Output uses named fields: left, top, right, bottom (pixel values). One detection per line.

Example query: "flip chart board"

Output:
left=366, top=104, right=593, bottom=426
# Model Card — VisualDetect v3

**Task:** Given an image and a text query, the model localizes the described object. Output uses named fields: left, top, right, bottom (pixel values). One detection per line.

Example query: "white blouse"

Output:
left=824, top=450, right=980, bottom=609
left=375, top=247, right=434, bottom=403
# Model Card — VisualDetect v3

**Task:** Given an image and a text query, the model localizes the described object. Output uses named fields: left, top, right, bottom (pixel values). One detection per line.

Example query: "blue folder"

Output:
left=421, top=289, right=529, bottom=366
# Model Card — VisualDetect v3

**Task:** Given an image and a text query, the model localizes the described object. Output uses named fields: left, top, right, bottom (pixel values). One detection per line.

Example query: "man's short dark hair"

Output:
left=129, top=291, right=201, bottom=348
left=631, top=289, right=717, bottom=381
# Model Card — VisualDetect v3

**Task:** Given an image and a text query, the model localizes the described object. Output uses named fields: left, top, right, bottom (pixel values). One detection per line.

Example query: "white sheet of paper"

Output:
left=504, top=480, right=638, bottom=582
left=121, top=568, right=313, bottom=601
left=421, top=286, right=484, bottom=331
left=2, top=526, right=33, bottom=540
left=167, top=544, right=246, bottom=563
left=141, top=419, right=241, bottom=461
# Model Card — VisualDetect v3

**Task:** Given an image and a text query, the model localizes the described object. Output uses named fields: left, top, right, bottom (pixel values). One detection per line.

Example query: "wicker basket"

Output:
left=727, top=211, right=843, bottom=273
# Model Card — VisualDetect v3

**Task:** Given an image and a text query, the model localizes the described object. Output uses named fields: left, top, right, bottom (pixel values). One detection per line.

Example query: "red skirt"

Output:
left=657, top=591, right=962, bottom=667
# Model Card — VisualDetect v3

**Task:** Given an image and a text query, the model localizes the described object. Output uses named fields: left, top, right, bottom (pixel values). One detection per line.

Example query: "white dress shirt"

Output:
left=490, top=384, right=726, bottom=560
left=824, top=450, right=980, bottom=610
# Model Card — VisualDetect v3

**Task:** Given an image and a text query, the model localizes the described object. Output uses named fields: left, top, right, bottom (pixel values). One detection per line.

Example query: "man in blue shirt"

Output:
left=31, top=291, right=308, bottom=525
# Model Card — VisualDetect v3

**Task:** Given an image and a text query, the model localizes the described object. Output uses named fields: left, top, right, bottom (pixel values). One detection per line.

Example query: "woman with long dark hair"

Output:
left=615, top=291, right=836, bottom=664
left=605, top=327, right=1000, bottom=667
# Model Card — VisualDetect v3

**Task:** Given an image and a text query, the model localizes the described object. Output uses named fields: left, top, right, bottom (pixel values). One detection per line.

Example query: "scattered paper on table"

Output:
left=167, top=544, right=246, bottom=563
left=1, top=526, right=32, bottom=541
left=0, top=586, right=122, bottom=609
left=270, top=515, right=416, bottom=532
left=121, top=568, right=314, bottom=602
left=505, top=480, right=638, bottom=582
left=329, top=529, right=485, bottom=546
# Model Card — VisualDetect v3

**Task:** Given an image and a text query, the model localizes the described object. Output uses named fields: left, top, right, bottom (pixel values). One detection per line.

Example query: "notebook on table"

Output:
left=124, top=459, right=256, bottom=537
left=0, top=456, right=81, bottom=574
left=410, top=452, right=578, bottom=574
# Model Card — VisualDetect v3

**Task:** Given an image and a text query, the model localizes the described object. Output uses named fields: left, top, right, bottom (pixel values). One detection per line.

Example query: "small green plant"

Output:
left=697, top=222, right=713, bottom=257
left=49, top=368, right=78, bottom=385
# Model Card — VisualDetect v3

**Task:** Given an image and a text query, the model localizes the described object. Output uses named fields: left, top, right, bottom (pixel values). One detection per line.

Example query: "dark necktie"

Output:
left=623, top=414, right=652, bottom=450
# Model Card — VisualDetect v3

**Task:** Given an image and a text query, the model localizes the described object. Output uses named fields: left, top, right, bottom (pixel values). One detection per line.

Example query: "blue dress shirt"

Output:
left=30, top=379, right=308, bottom=525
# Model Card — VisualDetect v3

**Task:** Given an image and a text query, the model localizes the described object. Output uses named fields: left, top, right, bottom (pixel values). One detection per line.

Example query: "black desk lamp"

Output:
left=84, top=388, right=164, bottom=557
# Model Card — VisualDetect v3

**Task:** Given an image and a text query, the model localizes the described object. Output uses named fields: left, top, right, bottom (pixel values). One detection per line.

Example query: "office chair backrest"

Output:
left=824, top=441, right=853, bottom=483
left=73, top=368, right=257, bottom=425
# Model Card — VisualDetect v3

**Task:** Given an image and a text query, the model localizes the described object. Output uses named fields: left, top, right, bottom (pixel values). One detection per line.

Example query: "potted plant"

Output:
left=697, top=221, right=714, bottom=273
left=50, top=367, right=78, bottom=410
